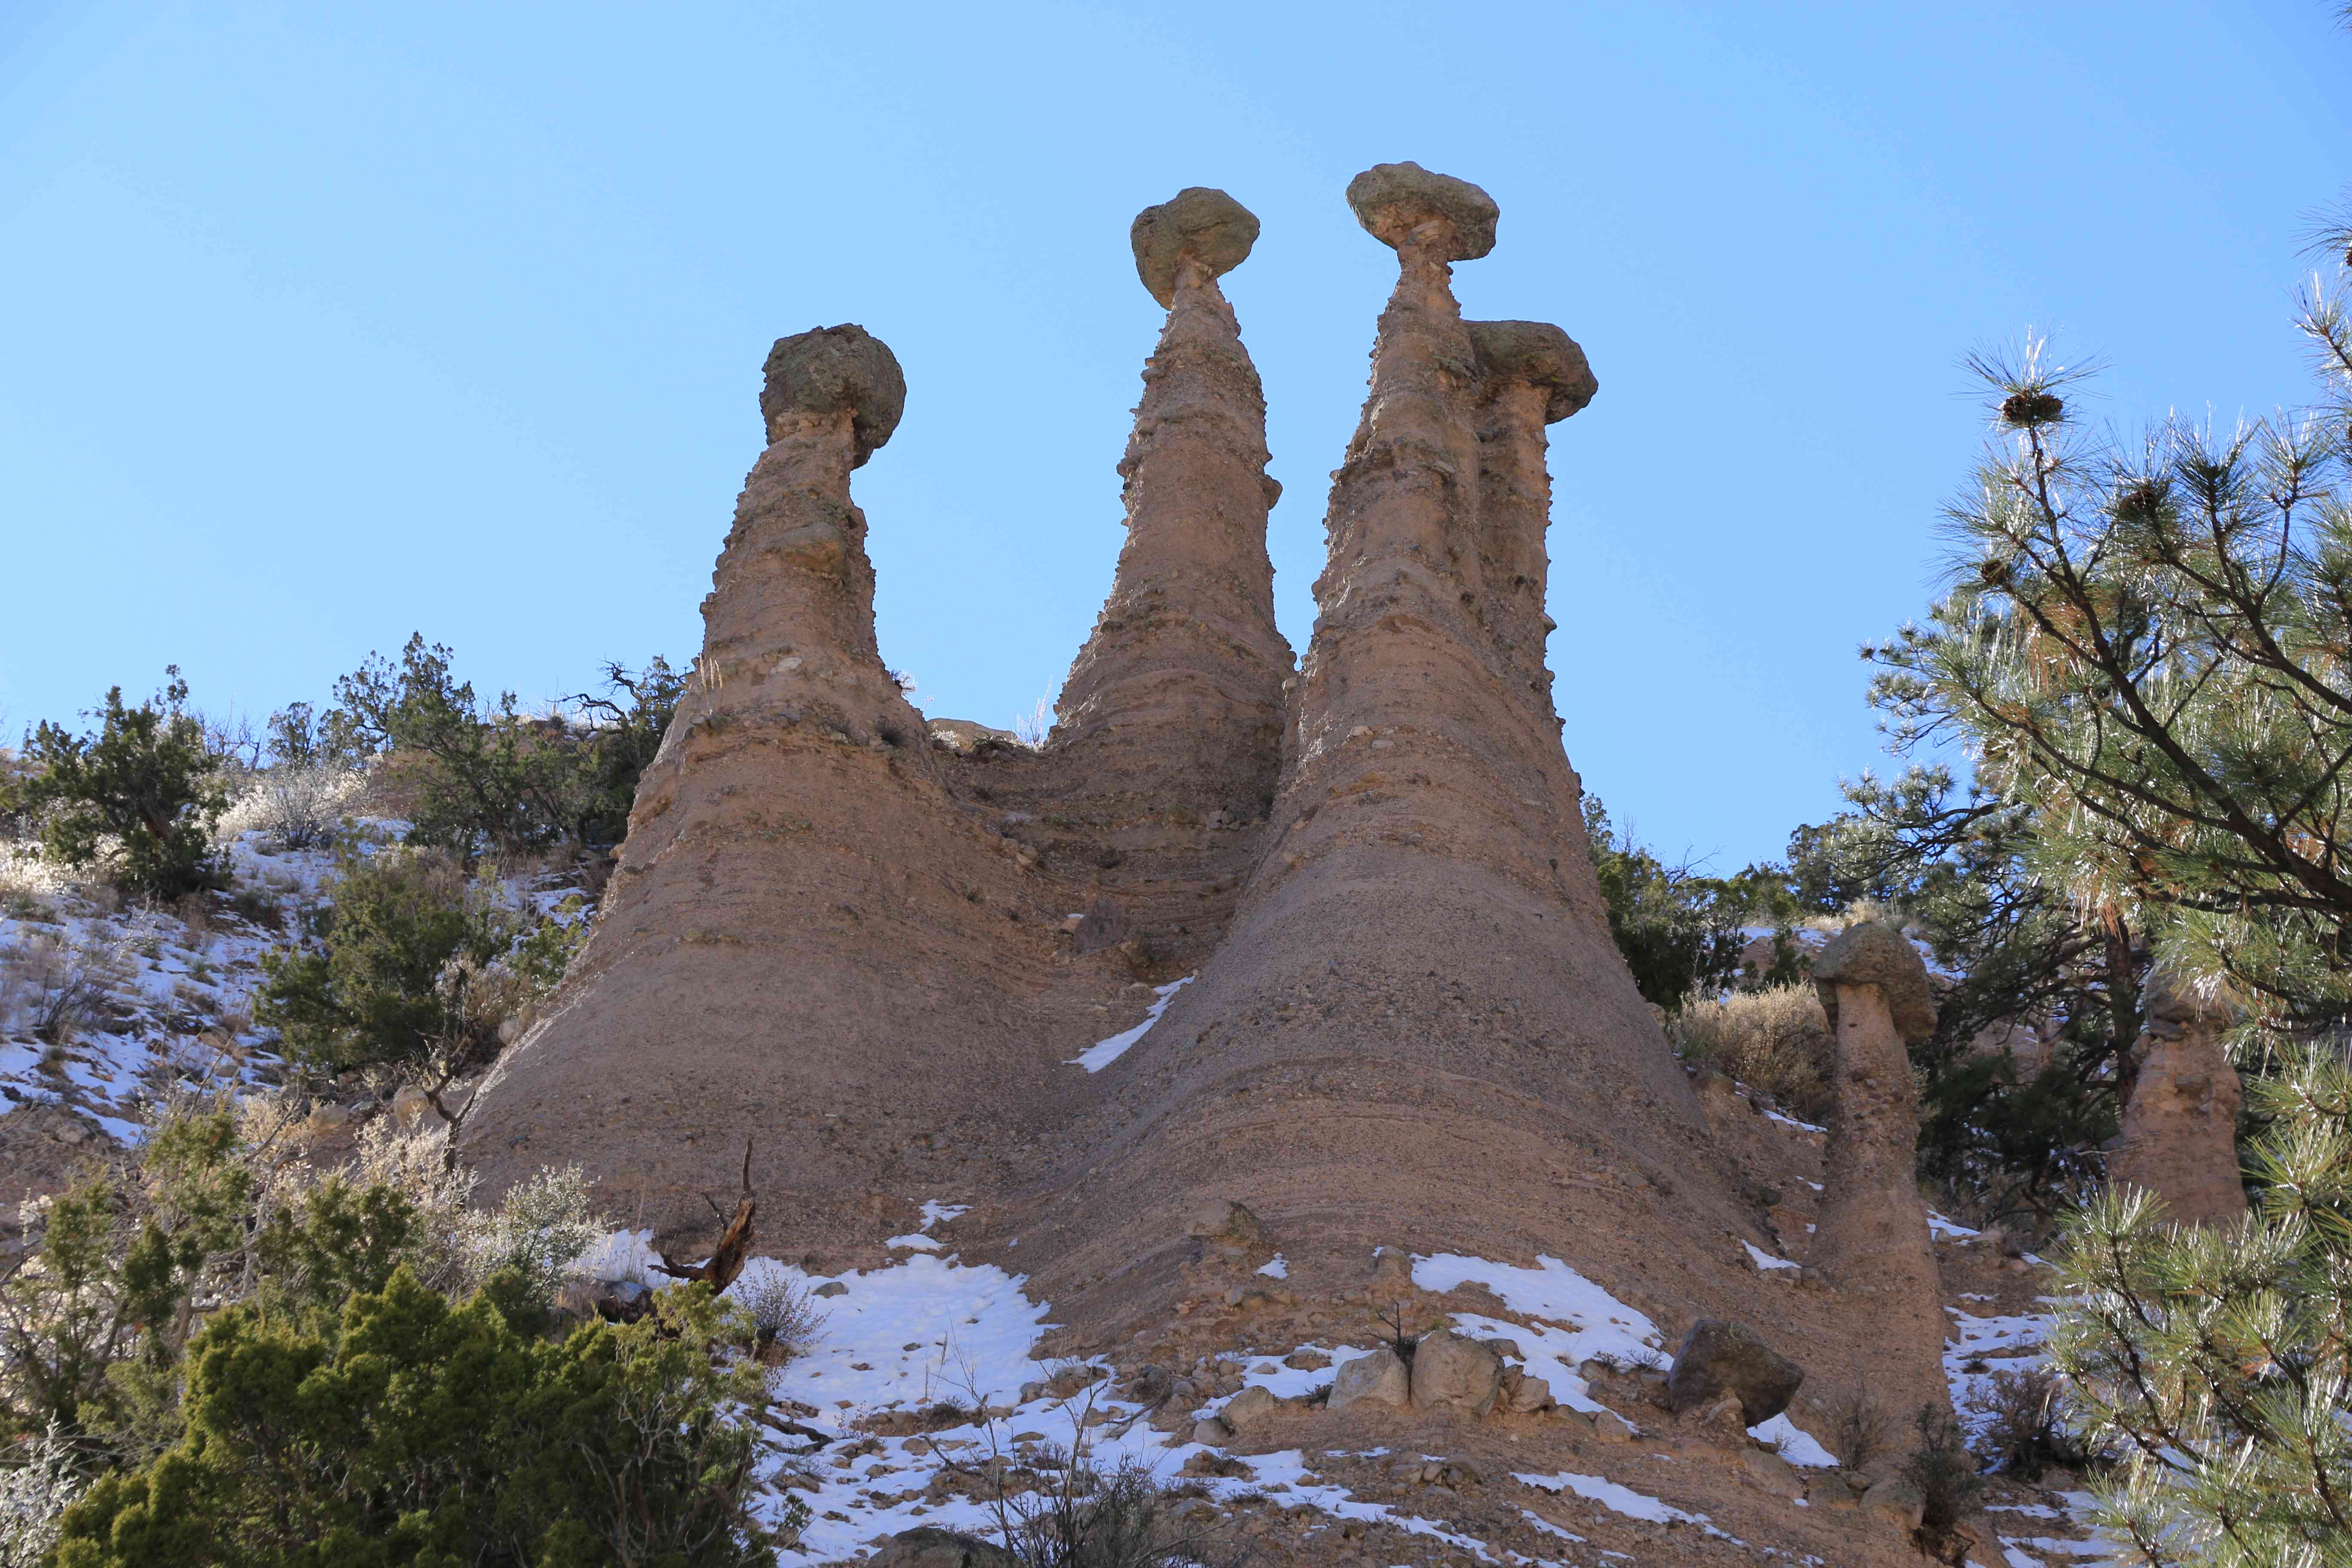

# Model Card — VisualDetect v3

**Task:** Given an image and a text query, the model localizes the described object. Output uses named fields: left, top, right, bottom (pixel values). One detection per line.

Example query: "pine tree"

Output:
left=3, top=669, right=226, bottom=899
left=1869, top=203, right=2352, bottom=1563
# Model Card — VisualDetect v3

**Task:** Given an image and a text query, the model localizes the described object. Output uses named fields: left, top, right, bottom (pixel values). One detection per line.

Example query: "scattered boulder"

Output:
left=1190, top=1415, right=1235, bottom=1446
left=1220, top=1385, right=1277, bottom=1430
left=1500, top=1366, right=1556, bottom=1413
left=1326, top=1345, right=1411, bottom=1411
left=1665, top=1320, right=1803, bottom=1424
left=1344, top=161, right=1499, bottom=260
left=1391, top=1457, right=1483, bottom=1488
left=870, top=1527, right=1017, bottom=1568
left=1586, top=1407, right=1636, bottom=1444
left=1742, top=1445, right=1805, bottom=1498
left=1130, top=187, right=1260, bottom=306
left=1179, top=1451, right=1252, bottom=1480
left=1185, top=1199, right=1265, bottom=1251
left=758, top=323, right=905, bottom=468
left=1409, top=1328, right=1502, bottom=1415
left=811, top=1281, right=848, bottom=1298
left=1862, top=1476, right=1927, bottom=1532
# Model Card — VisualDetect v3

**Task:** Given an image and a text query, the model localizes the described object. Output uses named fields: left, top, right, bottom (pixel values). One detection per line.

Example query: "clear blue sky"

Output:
left=4, top=1, right=2347, bottom=869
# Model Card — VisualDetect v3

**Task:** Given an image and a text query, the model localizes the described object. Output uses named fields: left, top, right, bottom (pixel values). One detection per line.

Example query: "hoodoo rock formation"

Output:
left=1047, top=187, right=1295, bottom=961
left=466, top=325, right=1109, bottom=1243
left=2110, top=971, right=2246, bottom=1225
left=1011, top=161, right=1746, bottom=1328
left=1807, top=921, right=1948, bottom=1416
left=469, top=172, right=1972, bottom=1563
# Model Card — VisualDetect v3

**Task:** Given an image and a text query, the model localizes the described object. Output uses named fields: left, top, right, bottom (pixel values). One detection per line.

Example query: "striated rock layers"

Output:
left=1807, top=921, right=1949, bottom=1416
left=1043, top=187, right=1295, bottom=962
left=466, top=326, right=1110, bottom=1245
left=2110, top=972, right=2245, bottom=1225
left=468, top=172, right=1906, bottom=1453
left=1008, top=162, right=1755, bottom=1329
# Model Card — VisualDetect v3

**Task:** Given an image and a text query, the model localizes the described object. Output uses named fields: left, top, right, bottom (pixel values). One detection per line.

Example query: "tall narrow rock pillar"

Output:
left=1808, top=921, right=1948, bottom=1416
left=1047, top=190, right=1295, bottom=953
left=1016, top=165, right=1731, bottom=1327
left=466, top=327, right=1068, bottom=1246
left=2110, top=972, right=2245, bottom=1225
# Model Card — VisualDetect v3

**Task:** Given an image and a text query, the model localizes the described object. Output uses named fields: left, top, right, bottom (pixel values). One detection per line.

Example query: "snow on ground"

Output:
left=1747, top=1413, right=1838, bottom=1467
left=1411, top=1252, right=1666, bottom=1417
left=1065, top=976, right=1193, bottom=1073
left=0, top=828, right=340, bottom=1136
left=725, top=1246, right=1543, bottom=1564
left=0, top=822, right=590, bottom=1148
left=1515, top=1470, right=1743, bottom=1544
left=1742, top=1241, right=1801, bottom=1272
left=1945, top=1304, right=2054, bottom=1449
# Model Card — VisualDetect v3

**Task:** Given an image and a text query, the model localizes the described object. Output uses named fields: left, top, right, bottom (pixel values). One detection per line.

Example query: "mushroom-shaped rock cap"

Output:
left=1345, top=162, right=1498, bottom=261
left=1812, top=920, right=1937, bottom=1046
left=760, top=324, right=906, bottom=468
left=1131, top=187, right=1260, bottom=307
left=1470, top=321, right=1599, bottom=423
left=2143, top=968, right=2235, bottom=1026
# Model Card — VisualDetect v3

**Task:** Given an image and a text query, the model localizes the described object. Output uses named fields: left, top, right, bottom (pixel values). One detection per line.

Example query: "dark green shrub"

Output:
left=321, top=637, right=681, bottom=857
left=257, top=848, right=516, bottom=1073
left=51, top=1271, right=787, bottom=1568
left=1901, top=1403, right=1987, bottom=1534
left=2, top=669, right=226, bottom=898
left=255, top=848, right=562, bottom=1130
left=1582, top=795, right=1785, bottom=1011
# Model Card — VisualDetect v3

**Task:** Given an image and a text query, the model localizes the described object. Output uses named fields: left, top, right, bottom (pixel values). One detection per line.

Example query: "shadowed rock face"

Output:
left=1808, top=921, right=1949, bottom=1416
left=2110, top=973, right=2245, bottom=1225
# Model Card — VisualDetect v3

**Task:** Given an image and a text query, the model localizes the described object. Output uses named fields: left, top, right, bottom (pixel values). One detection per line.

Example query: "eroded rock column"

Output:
left=2110, top=972, right=2245, bottom=1225
left=1808, top=921, right=1948, bottom=1416
left=1014, top=165, right=1738, bottom=1344
left=1041, top=189, right=1295, bottom=958
left=466, top=327, right=1075, bottom=1249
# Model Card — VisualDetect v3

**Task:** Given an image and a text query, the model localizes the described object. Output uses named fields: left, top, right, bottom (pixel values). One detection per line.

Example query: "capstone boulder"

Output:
left=1665, top=1319, right=1803, bottom=1424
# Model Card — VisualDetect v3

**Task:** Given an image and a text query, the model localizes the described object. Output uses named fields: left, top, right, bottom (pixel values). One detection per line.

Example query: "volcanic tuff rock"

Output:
left=466, top=176, right=1971, bottom=1564
left=2110, top=970, right=2246, bottom=1225
left=1808, top=921, right=1950, bottom=1416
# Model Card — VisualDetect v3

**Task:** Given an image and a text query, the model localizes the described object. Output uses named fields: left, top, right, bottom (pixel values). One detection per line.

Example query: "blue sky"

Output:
left=3, top=1, right=2347, bottom=869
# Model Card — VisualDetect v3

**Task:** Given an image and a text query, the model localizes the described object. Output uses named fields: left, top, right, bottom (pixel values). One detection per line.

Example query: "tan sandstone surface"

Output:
left=461, top=172, right=2040, bottom=1566
left=2110, top=971, right=2246, bottom=1226
left=1806, top=920, right=1951, bottom=1420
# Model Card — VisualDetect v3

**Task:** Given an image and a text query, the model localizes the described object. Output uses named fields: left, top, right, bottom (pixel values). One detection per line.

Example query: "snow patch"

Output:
left=1747, top=1412, right=1838, bottom=1467
left=1066, top=976, right=1193, bottom=1072
left=1411, top=1253, right=1663, bottom=1416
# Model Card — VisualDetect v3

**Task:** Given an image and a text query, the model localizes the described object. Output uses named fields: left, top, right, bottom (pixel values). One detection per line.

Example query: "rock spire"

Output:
left=1015, top=163, right=1735, bottom=1331
left=467, top=184, right=1904, bottom=1476
left=1047, top=189, right=1295, bottom=954
left=463, top=326, right=1081, bottom=1240
left=2110, top=971, right=2245, bottom=1225
left=1807, top=921, right=1949, bottom=1415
